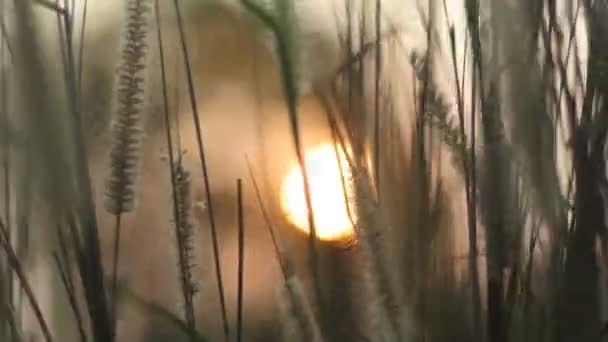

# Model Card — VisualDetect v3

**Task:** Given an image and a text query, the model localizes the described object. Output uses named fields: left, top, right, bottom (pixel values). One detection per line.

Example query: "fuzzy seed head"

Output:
left=105, top=0, right=151, bottom=215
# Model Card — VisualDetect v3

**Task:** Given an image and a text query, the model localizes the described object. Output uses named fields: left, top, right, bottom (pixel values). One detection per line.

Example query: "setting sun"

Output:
left=280, top=144, right=356, bottom=241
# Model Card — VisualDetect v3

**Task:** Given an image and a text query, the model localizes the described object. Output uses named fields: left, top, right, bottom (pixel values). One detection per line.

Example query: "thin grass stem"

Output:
left=171, top=2, right=230, bottom=339
left=110, top=214, right=122, bottom=338
left=0, top=1, right=13, bottom=330
left=77, top=0, right=88, bottom=90
left=236, top=179, right=244, bottom=342
left=244, top=158, right=289, bottom=280
left=373, top=0, right=382, bottom=194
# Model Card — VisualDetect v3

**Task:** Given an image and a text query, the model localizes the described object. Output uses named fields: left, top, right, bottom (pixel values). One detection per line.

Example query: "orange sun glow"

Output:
left=280, top=144, right=356, bottom=242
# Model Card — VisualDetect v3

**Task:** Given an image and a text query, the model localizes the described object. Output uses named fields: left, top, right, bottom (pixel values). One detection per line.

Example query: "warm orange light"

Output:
left=280, top=144, right=356, bottom=241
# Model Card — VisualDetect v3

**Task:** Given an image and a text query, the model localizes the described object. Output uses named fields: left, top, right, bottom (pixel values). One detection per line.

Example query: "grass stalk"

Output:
left=246, top=159, right=323, bottom=342
left=110, top=215, right=122, bottom=338
left=156, top=5, right=204, bottom=337
left=52, top=250, right=87, bottom=342
left=236, top=179, right=244, bottom=342
left=77, top=0, right=88, bottom=90
left=373, top=0, right=382, bottom=193
left=15, top=1, right=112, bottom=340
left=463, top=1, right=483, bottom=335
left=0, top=220, right=52, bottom=342
left=104, top=1, right=152, bottom=338
left=171, top=2, right=230, bottom=340
left=0, top=2, right=13, bottom=338
left=244, top=158, right=289, bottom=280
left=240, top=0, right=325, bottom=320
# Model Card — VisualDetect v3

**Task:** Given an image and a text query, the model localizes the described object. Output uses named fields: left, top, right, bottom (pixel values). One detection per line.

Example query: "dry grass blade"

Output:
left=0, top=220, right=52, bottom=342
left=241, top=0, right=324, bottom=318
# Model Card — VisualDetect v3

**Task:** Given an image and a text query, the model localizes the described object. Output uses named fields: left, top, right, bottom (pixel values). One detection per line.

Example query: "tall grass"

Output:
left=1, top=0, right=607, bottom=341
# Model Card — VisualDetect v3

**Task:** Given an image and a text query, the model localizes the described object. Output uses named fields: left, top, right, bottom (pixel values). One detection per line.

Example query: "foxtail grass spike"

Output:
left=173, top=164, right=199, bottom=330
left=175, top=165, right=199, bottom=297
left=154, top=0, right=198, bottom=334
left=105, top=0, right=150, bottom=215
left=106, top=1, right=150, bottom=338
